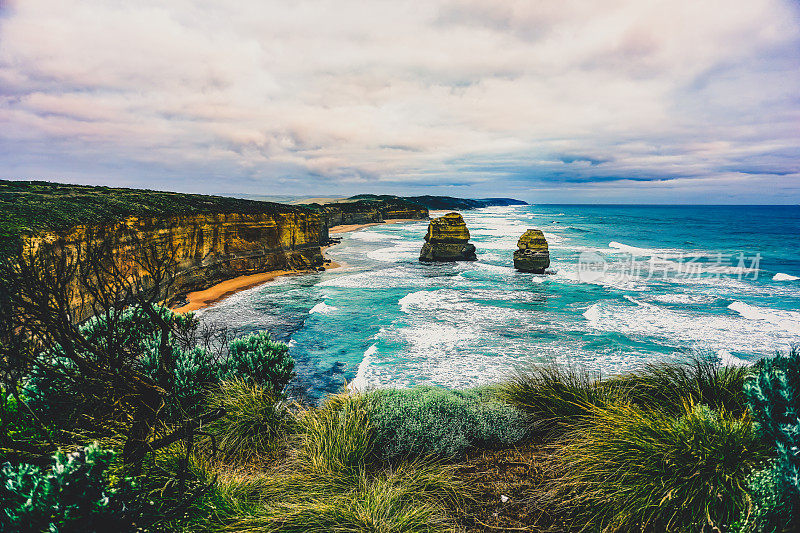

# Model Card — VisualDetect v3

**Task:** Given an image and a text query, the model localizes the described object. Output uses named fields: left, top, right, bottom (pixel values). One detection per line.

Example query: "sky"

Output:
left=1, top=0, right=799, bottom=203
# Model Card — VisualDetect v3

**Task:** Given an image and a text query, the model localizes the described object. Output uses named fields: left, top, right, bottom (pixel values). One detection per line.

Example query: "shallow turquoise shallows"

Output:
left=198, top=205, right=800, bottom=402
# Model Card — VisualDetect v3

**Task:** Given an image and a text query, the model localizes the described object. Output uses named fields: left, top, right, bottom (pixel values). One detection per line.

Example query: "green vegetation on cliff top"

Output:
left=0, top=180, right=302, bottom=238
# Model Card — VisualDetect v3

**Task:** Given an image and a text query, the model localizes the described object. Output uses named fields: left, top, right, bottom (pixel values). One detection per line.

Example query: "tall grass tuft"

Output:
left=204, top=379, right=296, bottom=465
left=297, top=392, right=374, bottom=482
left=545, top=401, right=769, bottom=531
left=610, top=355, right=751, bottom=415
left=501, top=364, right=618, bottom=436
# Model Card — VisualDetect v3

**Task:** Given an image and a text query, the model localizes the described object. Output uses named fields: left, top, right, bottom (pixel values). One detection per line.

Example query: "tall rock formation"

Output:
left=419, top=212, right=477, bottom=262
left=513, top=229, right=550, bottom=273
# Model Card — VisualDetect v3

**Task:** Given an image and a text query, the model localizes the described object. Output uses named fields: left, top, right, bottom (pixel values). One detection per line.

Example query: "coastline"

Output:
left=329, top=218, right=424, bottom=234
left=173, top=250, right=343, bottom=314
left=172, top=217, right=423, bottom=313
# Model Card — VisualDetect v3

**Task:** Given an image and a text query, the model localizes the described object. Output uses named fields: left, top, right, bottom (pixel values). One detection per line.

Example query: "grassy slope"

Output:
left=0, top=180, right=302, bottom=237
left=0, top=180, right=311, bottom=256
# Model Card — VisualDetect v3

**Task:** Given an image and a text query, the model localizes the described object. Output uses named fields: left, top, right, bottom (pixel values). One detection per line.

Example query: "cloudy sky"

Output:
left=1, top=0, right=799, bottom=203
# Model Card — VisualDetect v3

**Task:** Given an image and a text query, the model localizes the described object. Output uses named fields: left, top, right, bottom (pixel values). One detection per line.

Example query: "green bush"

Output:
left=24, top=306, right=294, bottom=425
left=223, top=332, right=294, bottom=395
left=364, top=385, right=527, bottom=460
left=742, top=347, right=800, bottom=531
left=0, top=443, right=127, bottom=533
left=731, top=459, right=793, bottom=533
left=548, top=402, right=768, bottom=531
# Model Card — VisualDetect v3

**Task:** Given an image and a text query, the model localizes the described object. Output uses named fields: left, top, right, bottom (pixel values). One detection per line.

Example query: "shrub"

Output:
left=731, top=459, right=793, bottom=533
left=204, top=379, right=295, bottom=464
left=364, top=385, right=527, bottom=460
left=24, top=306, right=294, bottom=425
left=546, top=402, right=768, bottom=531
left=0, top=443, right=127, bottom=533
left=223, top=331, right=294, bottom=395
left=742, top=347, right=800, bottom=530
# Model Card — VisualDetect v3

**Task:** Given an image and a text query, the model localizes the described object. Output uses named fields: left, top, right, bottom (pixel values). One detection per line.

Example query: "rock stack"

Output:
left=419, top=212, right=477, bottom=262
left=513, top=229, right=550, bottom=273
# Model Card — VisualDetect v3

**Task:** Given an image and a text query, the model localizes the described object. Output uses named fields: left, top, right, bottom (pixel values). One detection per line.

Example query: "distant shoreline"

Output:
left=328, top=217, right=425, bottom=234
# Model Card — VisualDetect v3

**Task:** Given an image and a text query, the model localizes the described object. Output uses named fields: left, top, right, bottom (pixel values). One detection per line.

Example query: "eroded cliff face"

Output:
left=25, top=210, right=326, bottom=317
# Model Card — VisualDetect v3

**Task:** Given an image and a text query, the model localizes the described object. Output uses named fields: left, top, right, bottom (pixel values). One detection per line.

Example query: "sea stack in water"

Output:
left=514, top=229, right=550, bottom=273
left=419, top=212, right=477, bottom=262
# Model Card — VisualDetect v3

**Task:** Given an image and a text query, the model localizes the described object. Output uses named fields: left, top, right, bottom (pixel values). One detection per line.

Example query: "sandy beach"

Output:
left=173, top=254, right=342, bottom=313
left=329, top=218, right=424, bottom=234
left=173, top=218, right=421, bottom=313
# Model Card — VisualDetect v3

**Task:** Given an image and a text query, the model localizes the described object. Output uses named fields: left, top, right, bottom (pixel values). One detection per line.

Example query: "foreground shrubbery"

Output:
left=364, top=386, right=527, bottom=459
left=737, top=347, right=800, bottom=532
left=26, top=306, right=294, bottom=426
left=9, top=316, right=800, bottom=533
left=187, top=388, right=463, bottom=532
left=502, top=355, right=751, bottom=438
left=0, top=443, right=126, bottom=532
left=547, top=402, right=767, bottom=531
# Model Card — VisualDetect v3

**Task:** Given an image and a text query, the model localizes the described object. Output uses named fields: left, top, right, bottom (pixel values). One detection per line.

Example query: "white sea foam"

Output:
left=398, top=290, right=465, bottom=313
left=309, top=302, right=338, bottom=314
left=349, top=344, right=378, bottom=392
left=718, top=350, right=753, bottom=367
left=650, top=293, right=718, bottom=305
left=366, top=242, right=419, bottom=262
left=473, top=262, right=515, bottom=274
left=347, top=230, right=390, bottom=242
left=728, top=301, right=800, bottom=335
left=583, top=303, right=602, bottom=322
left=583, top=299, right=799, bottom=353
left=608, top=241, right=657, bottom=255
left=607, top=241, right=706, bottom=258
left=774, top=272, right=800, bottom=281
left=318, top=267, right=432, bottom=289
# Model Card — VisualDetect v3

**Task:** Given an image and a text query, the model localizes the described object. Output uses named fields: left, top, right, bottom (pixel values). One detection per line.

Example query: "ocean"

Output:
left=197, top=205, right=800, bottom=402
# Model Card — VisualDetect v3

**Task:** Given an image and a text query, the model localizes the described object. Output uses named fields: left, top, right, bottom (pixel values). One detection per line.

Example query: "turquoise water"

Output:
left=198, top=205, right=800, bottom=402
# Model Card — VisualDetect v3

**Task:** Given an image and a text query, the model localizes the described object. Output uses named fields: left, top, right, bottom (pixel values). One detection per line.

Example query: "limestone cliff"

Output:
left=513, top=229, right=550, bottom=273
left=24, top=211, right=325, bottom=308
left=419, top=212, right=477, bottom=262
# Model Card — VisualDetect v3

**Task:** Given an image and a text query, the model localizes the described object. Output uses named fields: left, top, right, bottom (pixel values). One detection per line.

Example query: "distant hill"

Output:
left=347, top=194, right=527, bottom=210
